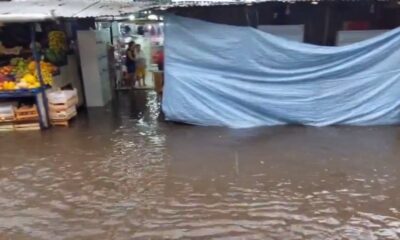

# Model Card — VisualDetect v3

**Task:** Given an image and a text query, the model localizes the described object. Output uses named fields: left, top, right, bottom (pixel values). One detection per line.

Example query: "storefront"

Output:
left=0, top=21, right=68, bottom=131
left=95, top=11, right=164, bottom=93
left=0, top=0, right=153, bottom=131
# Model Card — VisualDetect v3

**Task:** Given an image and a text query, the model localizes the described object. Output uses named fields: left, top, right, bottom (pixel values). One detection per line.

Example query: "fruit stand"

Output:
left=0, top=24, right=60, bottom=130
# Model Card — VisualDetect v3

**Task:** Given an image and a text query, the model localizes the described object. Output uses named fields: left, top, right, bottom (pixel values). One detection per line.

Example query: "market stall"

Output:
left=0, top=0, right=154, bottom=131
left=0, top=23, right=54, bottom=131
left=0, top=21, right=84, bottom=131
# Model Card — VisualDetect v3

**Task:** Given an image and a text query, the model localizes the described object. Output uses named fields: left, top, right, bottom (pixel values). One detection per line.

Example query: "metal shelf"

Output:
left=0, top=87, right=49, bottom=129
left=0, top=88, right=42, bottom=98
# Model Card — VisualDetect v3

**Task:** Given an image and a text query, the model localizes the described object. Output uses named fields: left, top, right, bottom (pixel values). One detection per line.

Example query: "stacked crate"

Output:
left=47, top=89, right=78, bottom=127
left=0, top=103, right=16, bottom=131
left=14, top=104, right=40, bottom=131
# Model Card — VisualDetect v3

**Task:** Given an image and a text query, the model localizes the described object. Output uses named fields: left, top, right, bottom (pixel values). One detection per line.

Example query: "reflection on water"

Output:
left=0, top=91, right=399, bottom=239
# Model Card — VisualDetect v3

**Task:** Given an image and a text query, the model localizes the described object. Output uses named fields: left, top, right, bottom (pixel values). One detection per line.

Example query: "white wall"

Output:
left=258, top=25, right=304, bottom=42
left=336, top=30, right=388, bottom=46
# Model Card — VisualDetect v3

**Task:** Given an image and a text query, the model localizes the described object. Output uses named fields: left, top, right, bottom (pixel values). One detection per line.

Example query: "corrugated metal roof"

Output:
left=163, top=1, right=269, bottom=8
left=75, top=1, right=153, bottom=18
left=0, top=0, right=372, bottom=22
left=0, top=0, right=154, bottom=22
left=163, top=0, right=365, bottom=8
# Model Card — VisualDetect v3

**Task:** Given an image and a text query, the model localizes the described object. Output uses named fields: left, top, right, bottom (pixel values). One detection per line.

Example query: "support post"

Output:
left=31, top=23, right=50, bottom=129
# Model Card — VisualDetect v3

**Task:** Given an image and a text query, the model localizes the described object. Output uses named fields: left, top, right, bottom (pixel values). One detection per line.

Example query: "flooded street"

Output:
left=0, top=91, right=400, bottom=240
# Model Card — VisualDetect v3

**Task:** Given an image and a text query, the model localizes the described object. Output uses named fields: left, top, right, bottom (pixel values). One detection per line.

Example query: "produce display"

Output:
left=0, top=58, right=57, bottom=91
left=0, top=25, right=73, bottom=131
left=10, top=57, right=28, bottom=79
left=0, top=66, right=13, bottom=76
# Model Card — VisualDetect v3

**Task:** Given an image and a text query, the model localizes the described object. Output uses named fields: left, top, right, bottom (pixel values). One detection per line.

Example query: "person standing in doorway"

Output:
left=126, top=41, right=136, bottom=88
left=135, top=44, right=146, bottom=87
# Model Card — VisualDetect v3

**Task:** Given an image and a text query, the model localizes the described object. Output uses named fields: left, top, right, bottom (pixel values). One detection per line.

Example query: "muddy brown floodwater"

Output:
left=0, top=91, right=400, bottom=240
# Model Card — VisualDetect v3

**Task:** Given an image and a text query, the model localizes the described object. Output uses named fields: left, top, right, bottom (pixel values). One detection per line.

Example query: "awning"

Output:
left=0, top=0, right=154, bottom=22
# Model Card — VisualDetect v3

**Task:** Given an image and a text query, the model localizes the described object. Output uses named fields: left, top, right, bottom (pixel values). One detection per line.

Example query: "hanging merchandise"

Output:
left=48, top=31, right=66, bottom=52
left=46, top=31, right=67, bottom=65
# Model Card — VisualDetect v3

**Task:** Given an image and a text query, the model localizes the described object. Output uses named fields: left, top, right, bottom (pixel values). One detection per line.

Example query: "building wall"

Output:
left=171, top=2, right=400, bottom=46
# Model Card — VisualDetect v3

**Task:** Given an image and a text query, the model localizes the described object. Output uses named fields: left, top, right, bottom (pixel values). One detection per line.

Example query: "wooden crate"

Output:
left=15, top=105, right=39, bottom=121
left=0, top=114, right=15, bottom=123
left=50, top=115, right=76, bottom=127
left=48, top=96, right=78, bottom=112
left=50, top=108, right=77, bottom=127
left=50, top=119, right=72, bottom=127
left=0, top=123, right=14, bottom=132
left=49, top=105, right=76, bottom=120
left=14, top=122, right=40, bottom=131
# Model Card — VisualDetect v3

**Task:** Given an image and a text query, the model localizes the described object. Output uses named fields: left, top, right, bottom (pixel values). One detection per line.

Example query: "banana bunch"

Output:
left=48, top=31, right=66, bottom=52
left=34, top=69, right=53, bottom=86
left=28, top=61, right=55, bottom=86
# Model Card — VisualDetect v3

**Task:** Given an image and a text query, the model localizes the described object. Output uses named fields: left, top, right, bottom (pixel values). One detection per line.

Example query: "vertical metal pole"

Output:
left=323, top=4, right=331, bottom=45
left=31, top=23, right=50, bottom=129
left=245, top=6, right=251, bottom=26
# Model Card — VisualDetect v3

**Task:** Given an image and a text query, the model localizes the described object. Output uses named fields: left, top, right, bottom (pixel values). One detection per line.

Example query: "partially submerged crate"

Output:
left=0, top=114, right=15, bottom=123
left=50, top=106, right=77, bottom=127
left=14, top=105, right=39, bottom=121
left=0, top=123, right=14, bottom=132
left=0, top=102, right=16, bottom=123
left=13, top=104, right=40, bottom=131
left=14, top=122, right=40, bottom=131
left=47, top=89, right=79, bottom=127
left=50, top=119, right=74, bottom=127
left=49, top=106, right=77, bottom=120
left=48, top=96, right=78, bottom=112
left=15, top=105, right=39, bottom=121
left=47, top=89, right=78, bottom=109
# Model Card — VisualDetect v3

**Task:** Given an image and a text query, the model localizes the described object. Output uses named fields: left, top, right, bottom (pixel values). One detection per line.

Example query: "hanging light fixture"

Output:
left=148, top=14, right=158, bottom=20
left=311, top=1, right=318, bottom=5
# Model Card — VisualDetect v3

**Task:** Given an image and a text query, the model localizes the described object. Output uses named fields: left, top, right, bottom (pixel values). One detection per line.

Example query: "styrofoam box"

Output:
left=0, top=102, right=16, bottom=115
left=47, top=89, right=78, bottom=104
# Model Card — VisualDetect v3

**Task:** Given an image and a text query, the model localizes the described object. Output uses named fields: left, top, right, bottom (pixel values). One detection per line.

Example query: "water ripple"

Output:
left=0, top=92, right=399, bottom=239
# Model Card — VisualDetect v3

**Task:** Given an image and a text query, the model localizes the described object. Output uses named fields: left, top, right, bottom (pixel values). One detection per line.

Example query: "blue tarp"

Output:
left=163, top=15, right=400, bottom=128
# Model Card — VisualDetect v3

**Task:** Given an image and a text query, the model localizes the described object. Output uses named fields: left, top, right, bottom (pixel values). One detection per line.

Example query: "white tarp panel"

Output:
left=163, top=16, right=400, bottom=128
left=336, top=30, right=389, bottom=46
left=258, top=25, right=304, bottom=42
